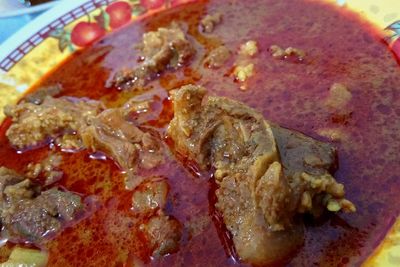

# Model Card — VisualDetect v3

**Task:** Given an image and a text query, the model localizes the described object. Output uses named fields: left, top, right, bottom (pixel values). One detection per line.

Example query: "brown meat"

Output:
left=2, top=188, right=82, bottom=243
left=0, top=167, right=27, bottom=202
left=133, top=178, right=181, bottom=257
left=200, top=12, right=223, bottom=33
left=111, top=23, right=195, bottom=90
left=168, top=85, right=355, bottom=265
left=80, top=102, right=165, bottom=190
left=132, top=177, right=169, bottom=214
left=5, top=96, right=104, bottom=150
left=26, top=154, right=63, bottom=186
left=168, top=85, right=300, bottom=264
left=0, top=167, right=82, bottom=243
left=271, top=125, right=337, bottom=177
left=271, top=125, right=355, bottom=215
left=203, top=46, right=231, bottom=69
left=142, top=215, right=182, bottom=257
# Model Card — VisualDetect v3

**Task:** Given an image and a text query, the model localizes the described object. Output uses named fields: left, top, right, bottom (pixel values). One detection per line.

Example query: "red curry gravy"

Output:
left=1, top=0, right=400, bottom=266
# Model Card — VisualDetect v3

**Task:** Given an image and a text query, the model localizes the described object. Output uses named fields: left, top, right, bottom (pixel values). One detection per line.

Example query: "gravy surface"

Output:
left=0, top=0, right=400, bottom=266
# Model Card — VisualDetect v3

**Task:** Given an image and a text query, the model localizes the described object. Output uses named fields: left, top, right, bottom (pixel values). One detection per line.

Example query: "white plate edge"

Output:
left=0, top=0, right=88, bottom=66
left=0, top=1, right=59, bottom=18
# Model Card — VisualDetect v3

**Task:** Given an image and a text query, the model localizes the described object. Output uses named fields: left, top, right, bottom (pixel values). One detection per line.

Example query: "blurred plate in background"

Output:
left=0, top=0, right=58, bottom=18
left=0, top=0, right=59, bottom=43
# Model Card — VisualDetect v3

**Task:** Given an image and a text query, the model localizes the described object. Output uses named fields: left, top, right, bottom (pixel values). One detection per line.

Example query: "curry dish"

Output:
left=0, top=0, right=400, bottom=266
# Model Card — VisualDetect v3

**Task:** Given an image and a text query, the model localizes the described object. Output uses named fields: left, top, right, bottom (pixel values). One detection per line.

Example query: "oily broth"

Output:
left=0, top=0, right=399, bottom=266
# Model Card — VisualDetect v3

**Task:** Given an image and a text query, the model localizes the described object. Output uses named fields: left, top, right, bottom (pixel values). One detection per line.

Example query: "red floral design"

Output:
left=49, top=0, right=195, bottom=51
left=140, top=0, right=165, bottom=10
left=71, top=22, right=106, bottom=47
left=106, top=1, right=133, bottom=29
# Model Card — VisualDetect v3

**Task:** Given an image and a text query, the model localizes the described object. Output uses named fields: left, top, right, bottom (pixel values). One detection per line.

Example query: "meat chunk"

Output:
left=4, top=96, right=104, bottom=150
left=168, top=85, right=299, bottom=264
left=140, top=23, right=194, bottom=65
left=271, top=125, right=355, bottom=215
left=133, top=178, right=181, bottom=257
left=132, top=177, right=169, bottom=213
left=142, top=215, right=182, bottom=257
left=81, top=108, right=143, bottom=170
left=0, top=167, right=26, bottom=201
left=111, top=23, right=195, bottom=90
left=200, top=12, right=222, bottom=33
left=80, top=101, right=165, bottom=190
left=203, top=46, right=231, bottom=69
left=2, top=188, right=82, bottom=243
left=26, top=154, right=63, bottom=186
left=271, top=125, right=337, bottom=177
left=7, top=93, right=165, bottom=189
left=168, top=85, right=355, bottom=265
left=0, top=167, right=82, bottom=243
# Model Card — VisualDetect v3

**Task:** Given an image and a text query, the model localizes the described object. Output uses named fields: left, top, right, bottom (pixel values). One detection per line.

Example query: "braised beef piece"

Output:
left=168, top=85, right=355, bottom=265
left=81, top=100, right=165, bottom=190
left=4, top=96, right=104, bottom=150
left=110, top=23, right=196, bottom=90
left=5, top=93, right=165, bottom=190
left=132, top=178, right=182, bottom=257
left=26, top=154, right=63, bottom=186
left=143, top=215, right=182, bottom=257
left=0, top=167, right=82, bottom=243
left=203, top=45, right=231, bottom=69
left=132, top=177, right=169, bottom=214
left=271, top=125, right=337, bottom=176
left=0, top=167, right=27, bottom=198
left=271, top=125, right=355, bottom=215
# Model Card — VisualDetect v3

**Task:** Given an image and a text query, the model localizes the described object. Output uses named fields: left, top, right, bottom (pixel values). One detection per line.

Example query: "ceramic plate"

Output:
left=0, top=0, right=399, bottom=265
left=0, top=1, right=58, bottom=18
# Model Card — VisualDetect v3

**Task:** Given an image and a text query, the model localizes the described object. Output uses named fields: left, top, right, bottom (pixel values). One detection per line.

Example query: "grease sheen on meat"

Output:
left=4, top=96, right=104, bottom=150
left=168, top=85, right=355, bottom=265
left=81, top=98, right=166, bottom=190
left=0, top=167, right=83, bottom=243
left=111, top=23, right=196, bottom=90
